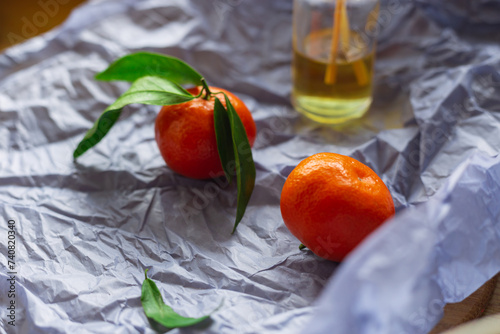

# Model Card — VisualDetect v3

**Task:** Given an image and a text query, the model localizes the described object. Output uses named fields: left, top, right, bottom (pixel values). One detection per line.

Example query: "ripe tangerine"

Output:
left=155, top=86, right=256, bottom=179
left=280, top=152, right=395, bottom=262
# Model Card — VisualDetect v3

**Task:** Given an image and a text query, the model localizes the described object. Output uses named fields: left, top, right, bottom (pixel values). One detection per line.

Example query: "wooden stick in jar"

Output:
left=324, top=0, right=345, bottom=85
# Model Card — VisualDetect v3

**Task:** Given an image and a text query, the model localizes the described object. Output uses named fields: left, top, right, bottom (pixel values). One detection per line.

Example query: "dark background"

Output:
left=0, top=0, right=86, bottom=50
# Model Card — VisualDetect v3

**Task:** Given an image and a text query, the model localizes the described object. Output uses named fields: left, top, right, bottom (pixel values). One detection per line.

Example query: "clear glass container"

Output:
left=292, top=0, right=380, bottom=124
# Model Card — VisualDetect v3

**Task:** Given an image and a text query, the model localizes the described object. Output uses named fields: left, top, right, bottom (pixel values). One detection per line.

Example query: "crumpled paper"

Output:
left=0, top=0, right=499, bottom=333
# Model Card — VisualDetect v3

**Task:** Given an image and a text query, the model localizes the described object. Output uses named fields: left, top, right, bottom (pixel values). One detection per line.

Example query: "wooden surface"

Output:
left=430, top=273, right=500, bottom=333
left=483, top=276, right=500, bottom=316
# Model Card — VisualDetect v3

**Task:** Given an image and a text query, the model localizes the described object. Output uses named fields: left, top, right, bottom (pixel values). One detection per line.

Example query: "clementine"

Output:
left=280, top=152, right=395, bottom=262
left=155, top=86, right=256, bottom=180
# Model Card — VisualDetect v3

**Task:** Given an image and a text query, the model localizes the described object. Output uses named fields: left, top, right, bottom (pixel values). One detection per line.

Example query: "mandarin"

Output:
left=280, top=152, right=395, bottom=262
left=155, top=86, right=256, bottom=179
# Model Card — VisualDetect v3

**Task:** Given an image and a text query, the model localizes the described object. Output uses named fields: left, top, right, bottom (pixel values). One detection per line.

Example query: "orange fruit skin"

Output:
left=280, top=152, right=395, bottom=262
left=155, top=86, right=256, bottom=180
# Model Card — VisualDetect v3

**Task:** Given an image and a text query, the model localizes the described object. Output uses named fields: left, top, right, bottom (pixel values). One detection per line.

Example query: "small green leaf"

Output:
left=223, top=94, right=256, bottom=233
left=73, top=76, right=194, bottom=159
left=73, top=107, right=122, bottom=160
left=95, top=52, right=203, bottom=86
left=214, top=97, right=235, bottom=184
left=141, top=270, right=216, bottom=329
left=108, top=76, right=194, bottom=107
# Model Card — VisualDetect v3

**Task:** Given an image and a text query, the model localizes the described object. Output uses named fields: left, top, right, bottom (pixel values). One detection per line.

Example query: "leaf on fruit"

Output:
left=222, top=94, right=256, bottom=233
left=214, top=97, right=235, bottom=185
left=73, top=76, right=194, bottom=159
left=141, top=270, right=219, bottom=329
left=95, top=52, right=203, bottom=86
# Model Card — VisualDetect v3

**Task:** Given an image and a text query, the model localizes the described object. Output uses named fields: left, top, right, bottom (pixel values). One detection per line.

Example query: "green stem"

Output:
left=201, top=78, right=212, bottom=100
left=299, top=244, right=307, bottom=250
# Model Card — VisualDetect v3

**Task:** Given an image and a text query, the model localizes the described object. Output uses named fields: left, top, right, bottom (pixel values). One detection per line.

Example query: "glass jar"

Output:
left=292, top=0, right=380, bottom=124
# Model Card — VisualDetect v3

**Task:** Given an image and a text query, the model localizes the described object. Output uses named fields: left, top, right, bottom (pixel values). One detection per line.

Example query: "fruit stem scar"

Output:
left=201, top=78, right=212, bottom=100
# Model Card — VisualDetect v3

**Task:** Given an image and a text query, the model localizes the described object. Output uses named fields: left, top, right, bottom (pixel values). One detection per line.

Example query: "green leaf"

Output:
left=73, top=107, right=122, bottom=160
left=73, top=76, right=194, bottom=159
left=95, top=52, right=203, bottom=86
left=108, top=76, right=195, bottom=107
left=223, top=94, right=256, bottom=233
left=141, top=270, right=216, bottom=329
left=213, top=97, right=235, bottom=184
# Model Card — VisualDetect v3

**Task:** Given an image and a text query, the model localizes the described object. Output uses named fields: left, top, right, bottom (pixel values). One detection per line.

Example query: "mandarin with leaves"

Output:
left=74, top=52, right=256, bottom=232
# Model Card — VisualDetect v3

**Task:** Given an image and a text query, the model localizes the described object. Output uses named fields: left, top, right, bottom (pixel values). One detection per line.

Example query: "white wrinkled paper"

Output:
left=0, top=0, right=499, bottom=333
